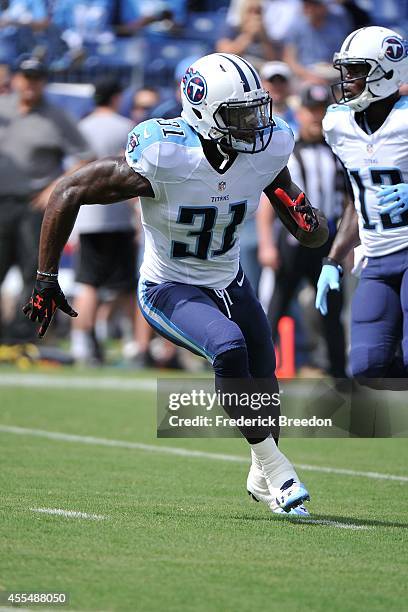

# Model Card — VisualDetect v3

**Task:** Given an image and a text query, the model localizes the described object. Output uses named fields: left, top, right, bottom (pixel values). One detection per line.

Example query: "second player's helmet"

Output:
left=332, top=26, right=408, bottom=111
left=180, top=53, right=274, bottom=153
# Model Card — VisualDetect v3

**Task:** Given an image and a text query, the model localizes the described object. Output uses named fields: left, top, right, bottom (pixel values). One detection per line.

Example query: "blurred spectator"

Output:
left=150, top=56, right=198, bottom=119
left=263, top=0, right=301, bottom=47
left=129, top=87, right=160, bottom=124
left=0, top=55, right=92, bottom=340
left=225, top=0, right=301, bottom=55
left=257, top=84, right=347, bottom=377
left=71, top=77, right=137, bottom=364
left=240, top=61, right=298, bottom=295
left=335, top=0, right=371, bottom=29
left=52, top=0, right=115, bottom=50
left=283, top=0, right=352, bottom=85
left=363, top=0, right=402, bottom=25
left=0, top=0, right=48, bottom=29
left=121, top=0, right=187, bottom=25
left=0, top=0, right=49, bottom=63
left=260, top=61, right=298, bottom=136
left=0, top=63, right=10, bottom=93
left=248, top=60, right=297, bottom=287
left=217, top=0, right=277, bottom=66
left=118, top=86, right=160, bottom=123
left=116, top=0, right=185, bottom=36
left=122, top=80, right=184, bottom=368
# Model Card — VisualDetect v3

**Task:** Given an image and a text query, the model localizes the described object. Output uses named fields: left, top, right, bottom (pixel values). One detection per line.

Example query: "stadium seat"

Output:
left=45, top=82, right=95, bottom=119
left=143, top=34, right=212, bottom=86
left=195, top=0, right=229, bottom=11
left=184, top=10, right=227, bottom=44
left=0, top=25, right=35, bottom=63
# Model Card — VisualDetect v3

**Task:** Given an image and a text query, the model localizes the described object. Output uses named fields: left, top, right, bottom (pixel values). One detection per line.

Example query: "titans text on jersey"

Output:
left=126, top=116, right=294, bottom=289
left=323, top=97, right=408, bottom=257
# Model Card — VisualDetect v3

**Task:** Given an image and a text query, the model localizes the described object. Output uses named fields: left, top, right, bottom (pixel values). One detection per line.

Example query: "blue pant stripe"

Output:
left=138, top=280, right=215, bottom=362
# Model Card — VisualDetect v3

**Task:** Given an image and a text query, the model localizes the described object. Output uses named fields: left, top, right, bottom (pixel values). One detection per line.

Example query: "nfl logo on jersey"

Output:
left=218, top=181, right=226, bottom=192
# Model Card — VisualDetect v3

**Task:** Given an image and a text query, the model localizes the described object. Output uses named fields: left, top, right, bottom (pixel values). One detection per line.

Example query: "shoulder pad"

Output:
left=323, top=103, right=350, bottom=123
left=247, top=118, right=294, bottom=183
left=322, top=104, right=350, bottom=149
left=274, top=115, right=294, bottom=132
left=262, top=116, right=294, bottom=160
left=125, top=117, right=201, bottom=184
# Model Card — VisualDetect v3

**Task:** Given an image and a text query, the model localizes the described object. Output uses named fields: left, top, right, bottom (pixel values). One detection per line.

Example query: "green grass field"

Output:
left=1, top=366, right=407, bottom=612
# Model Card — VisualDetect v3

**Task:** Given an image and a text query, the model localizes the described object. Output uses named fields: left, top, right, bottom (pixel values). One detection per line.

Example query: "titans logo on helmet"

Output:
left=382, top=37, right=407, bottom=62
left=183, top=68, right=207, bottom=105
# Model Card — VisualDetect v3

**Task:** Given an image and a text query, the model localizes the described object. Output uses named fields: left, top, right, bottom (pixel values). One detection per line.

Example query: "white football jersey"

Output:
left=126, top=116, right=293, bottom=289
left=323, top=97, right=408, bottom=257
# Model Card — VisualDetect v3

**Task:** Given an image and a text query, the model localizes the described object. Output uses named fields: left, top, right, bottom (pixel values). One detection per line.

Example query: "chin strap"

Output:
left=217, top=143, right=230, bottom=170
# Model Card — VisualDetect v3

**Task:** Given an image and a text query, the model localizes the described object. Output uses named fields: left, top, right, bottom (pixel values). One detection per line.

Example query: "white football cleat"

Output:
left=247, top=464, right=311, bottom=516
left=247, top=464, right=281, bottom=513
left=275, top=478, right=310, bottom=513
left=287, top=504, right=310, bottom=517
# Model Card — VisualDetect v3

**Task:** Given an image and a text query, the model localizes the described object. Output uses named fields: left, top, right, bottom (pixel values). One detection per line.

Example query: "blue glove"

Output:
left=315, top=261, right=341, bottom=316
left=376, top=183, right=408, bottom=215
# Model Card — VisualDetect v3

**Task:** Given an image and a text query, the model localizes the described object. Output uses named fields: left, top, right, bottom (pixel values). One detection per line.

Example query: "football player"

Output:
left=315, top=26, right=408, bottom=389
left=23, top=53, right=328, bottom=516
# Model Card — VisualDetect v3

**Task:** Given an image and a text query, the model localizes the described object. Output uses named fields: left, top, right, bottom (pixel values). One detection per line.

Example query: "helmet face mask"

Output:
left=180, top=53, right=274, bottom=154
left=332, top=58, right=383, bottom=107
left=331, top=27, right=408, bottom=111
left=214, top=96, right=274, bottom=153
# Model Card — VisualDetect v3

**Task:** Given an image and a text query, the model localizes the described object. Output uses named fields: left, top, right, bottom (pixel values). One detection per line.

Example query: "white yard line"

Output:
left=30, top=507, right=107, bottom=520
left=1, top=424, right=407, bottom=483
left=295, top=518, right=371, bottom=530
left=0, top=373, right=156, bottom=391
left=27, top=506, right=369, bottom=531
left=293, top=463, right=408, bottom=482
left=2, top=372, right=408, bottom=403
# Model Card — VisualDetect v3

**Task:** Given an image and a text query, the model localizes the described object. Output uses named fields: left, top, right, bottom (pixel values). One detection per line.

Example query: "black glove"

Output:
left=22, top=278, right=78, bottom=338
left=274, top=188, right=319, bottom=232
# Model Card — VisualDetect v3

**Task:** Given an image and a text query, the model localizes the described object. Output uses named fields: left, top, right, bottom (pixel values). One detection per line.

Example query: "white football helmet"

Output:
left=180, top=53, right=273, bottom=153
left=332, top=26, right=408, bottom=111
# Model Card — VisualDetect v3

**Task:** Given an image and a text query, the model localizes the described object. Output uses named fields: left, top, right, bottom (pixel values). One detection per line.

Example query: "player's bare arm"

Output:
left=23, top=156, right=153, bottom=336
left=264, top=166, right=329, bottom=248
left=38, top=157, right=153, bottom=274
left=327, top=197, right=360, bottom=264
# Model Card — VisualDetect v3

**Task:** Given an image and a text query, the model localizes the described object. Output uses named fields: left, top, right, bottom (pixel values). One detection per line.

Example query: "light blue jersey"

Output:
left=126, top=116, right=293, bottom=289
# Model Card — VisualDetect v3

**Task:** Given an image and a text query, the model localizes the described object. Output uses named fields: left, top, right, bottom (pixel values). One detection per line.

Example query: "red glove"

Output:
left=274, top=188, right=319, bottom=233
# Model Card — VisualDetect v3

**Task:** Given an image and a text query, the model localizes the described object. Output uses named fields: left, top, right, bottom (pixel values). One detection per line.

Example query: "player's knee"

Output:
left=213, top=346, right=249, bottom=378
left=249, top=342, right=276, bottom=378
left=350, top=345, right=389, bottom=380
left=207, top=319, right=246, bottom=365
